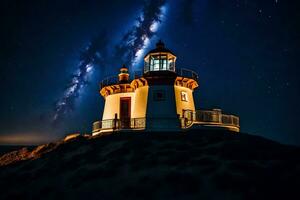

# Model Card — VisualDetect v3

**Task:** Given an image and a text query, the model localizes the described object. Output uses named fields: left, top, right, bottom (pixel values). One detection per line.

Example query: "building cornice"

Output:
left=175, top=76, right=199, bottom=90
left=100, top=83, right=134, bottom=98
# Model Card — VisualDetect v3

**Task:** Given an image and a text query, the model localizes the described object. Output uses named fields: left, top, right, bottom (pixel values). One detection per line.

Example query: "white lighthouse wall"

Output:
left=102, top=93, right=135, bottom=120
left=146, top=85, right=180, bottom=131
left=132, top=86, right=149, bottom=118
left=174, top=86, right=196, bottom=117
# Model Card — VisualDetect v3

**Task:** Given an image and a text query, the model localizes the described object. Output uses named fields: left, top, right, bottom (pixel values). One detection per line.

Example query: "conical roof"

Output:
left=144, top=40, right=175, bottom=58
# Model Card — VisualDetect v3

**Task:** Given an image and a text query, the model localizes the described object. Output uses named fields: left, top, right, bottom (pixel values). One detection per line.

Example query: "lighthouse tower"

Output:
left=92, top=40, right=240, bottom=136
left=142, top=40, right=197, bottom=131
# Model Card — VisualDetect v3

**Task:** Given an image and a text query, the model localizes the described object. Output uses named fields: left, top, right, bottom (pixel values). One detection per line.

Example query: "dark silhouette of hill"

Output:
left=0, top=145, right=33, bottom=157
left=0, top=130, right=300, bottom=200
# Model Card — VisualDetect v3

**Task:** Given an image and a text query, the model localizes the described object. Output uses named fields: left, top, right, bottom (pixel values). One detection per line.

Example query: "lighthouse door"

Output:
left=120, top=97, right=131, bottom=128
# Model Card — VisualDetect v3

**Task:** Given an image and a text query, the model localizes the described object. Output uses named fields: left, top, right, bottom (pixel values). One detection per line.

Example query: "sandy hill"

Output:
left=0, top=130, right=300, bottom=199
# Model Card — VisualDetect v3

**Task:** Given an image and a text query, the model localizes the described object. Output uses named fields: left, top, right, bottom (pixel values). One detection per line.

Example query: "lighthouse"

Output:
left=92, top=41, right=240, bottom=136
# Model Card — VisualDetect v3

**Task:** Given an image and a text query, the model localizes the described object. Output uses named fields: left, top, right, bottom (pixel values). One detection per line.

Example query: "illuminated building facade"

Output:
left=92, top=41, right=240, bottom=136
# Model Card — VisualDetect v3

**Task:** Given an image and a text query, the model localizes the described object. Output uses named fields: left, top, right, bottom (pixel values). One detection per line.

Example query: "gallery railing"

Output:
left=181, top=109, right=240, bottom=130
left=176, top=68, right=199, bottom=81
left=92, top=118, right=146, bottom=133
left=100, top=68, right=199, bottom=88
left=100, top=76, right=120, bottom=88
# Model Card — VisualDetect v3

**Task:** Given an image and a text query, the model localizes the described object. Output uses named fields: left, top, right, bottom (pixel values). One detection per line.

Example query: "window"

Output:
left=168, top=58, right=175, bottom=71
left=149, top=54, right=170, bottom=71
left=153, top=90, right=166, bottom=101
left=154, top=59, right=160, bottom=71
left=181, top=91, right=188, bottom=102
left=149, top=56, right=154, bottom=71
left=160, top=55, right=167, bottom=70
left=149, top=55, right=160, bottom=71
left=144, top=61, right=150, bottom=72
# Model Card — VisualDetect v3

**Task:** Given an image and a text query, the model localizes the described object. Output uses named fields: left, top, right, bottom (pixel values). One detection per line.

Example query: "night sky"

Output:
left=0, top=0, right=299, bottom=145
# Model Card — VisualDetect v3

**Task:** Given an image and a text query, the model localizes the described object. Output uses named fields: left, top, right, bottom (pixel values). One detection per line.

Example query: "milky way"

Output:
left=114, top=0, right=167, bottom=68
left=52, top=0, right=167, bottom=125
left=52, top=32, right=108, bottom=124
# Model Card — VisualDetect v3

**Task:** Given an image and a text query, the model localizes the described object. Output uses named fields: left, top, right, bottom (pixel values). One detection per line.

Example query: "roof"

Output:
left=144, top=40, right=176, bottom=58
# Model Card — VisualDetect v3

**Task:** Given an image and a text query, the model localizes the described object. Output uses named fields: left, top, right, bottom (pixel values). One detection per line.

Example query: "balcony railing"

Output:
left=181, top=109, right=240, bottom=131
left=176, top=68, right=199, bottom=81
left=100, top=68, right=199, bottom=88
left=100, top=76, right=120, bottom=88
left=93, top=110, right=239, bottom=134
left=93, top=118, right=146, bottom=133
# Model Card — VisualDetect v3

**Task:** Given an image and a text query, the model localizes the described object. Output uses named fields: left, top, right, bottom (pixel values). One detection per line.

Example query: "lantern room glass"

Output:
left=145, top=54, right=175, bottom=73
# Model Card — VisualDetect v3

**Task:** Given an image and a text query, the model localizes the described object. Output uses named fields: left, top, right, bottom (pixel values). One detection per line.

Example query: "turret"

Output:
left=118, top=65, right=129, bottom=83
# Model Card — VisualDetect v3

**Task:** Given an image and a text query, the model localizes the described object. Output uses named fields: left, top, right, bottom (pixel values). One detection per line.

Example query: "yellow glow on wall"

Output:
left=132, top=86, right=149, bottom=118
left=174, top=85, right=195, bottom=117
left=102, top=86, right=149, bottom=120
left=102, top=92, right=135, bottom=120
left=102, top=85, right=194, bottom=120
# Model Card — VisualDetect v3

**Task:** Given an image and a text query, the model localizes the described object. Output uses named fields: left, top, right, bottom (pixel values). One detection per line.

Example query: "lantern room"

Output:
left=144, top=40, right=177, bottom=73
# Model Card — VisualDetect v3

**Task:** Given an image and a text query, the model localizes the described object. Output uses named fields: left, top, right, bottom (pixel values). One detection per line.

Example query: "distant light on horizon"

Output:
left=0, top=133, right=59, bottom=145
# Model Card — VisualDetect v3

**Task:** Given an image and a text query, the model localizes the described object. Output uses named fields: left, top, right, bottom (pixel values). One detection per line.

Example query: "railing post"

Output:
left=182, top=110, right=186, bottom=128
left=113, top=113, right=117, bottom=130
left=132, top=118, right=135, bottom=129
